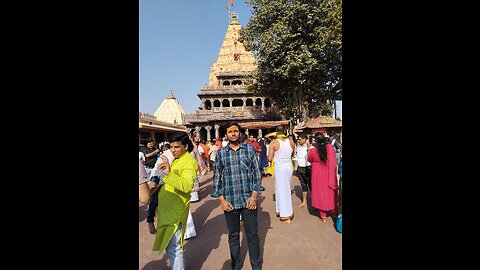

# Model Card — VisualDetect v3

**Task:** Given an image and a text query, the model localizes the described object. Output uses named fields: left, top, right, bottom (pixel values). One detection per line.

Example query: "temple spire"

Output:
left=154, top=89, right=185, bottom=124
left=225, top=0, right=238, bottom=25
left=208, top=10, right=256, bottom=86
left=167, top=90, right=175, bottom=99
left=229, top=11, right=239, bottom=25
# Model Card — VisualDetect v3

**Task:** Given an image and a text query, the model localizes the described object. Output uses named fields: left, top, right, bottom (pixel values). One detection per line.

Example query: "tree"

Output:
left=240, top=0, right=342, bottom=121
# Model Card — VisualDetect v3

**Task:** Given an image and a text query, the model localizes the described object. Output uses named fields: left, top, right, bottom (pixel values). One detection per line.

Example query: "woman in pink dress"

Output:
left=307, top=132, right=339, bottom=222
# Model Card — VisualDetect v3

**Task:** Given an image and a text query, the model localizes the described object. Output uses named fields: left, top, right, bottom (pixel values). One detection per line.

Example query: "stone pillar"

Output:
left=194, top=126, right=201, bottom=140
left=186, top=128, right=192, bottom=136
left=258, top=128, right=262, bottom=138
left=261, top=97, right=265, bottom=111
left=242, top=98, right=247, bottom=107
left=150, top=131, right=155, bottom=141
left=214, top=124, right=220, bottom=139
left=205, top=125, right=212, bottom=141
left=245, top=128, right=249, bottom=136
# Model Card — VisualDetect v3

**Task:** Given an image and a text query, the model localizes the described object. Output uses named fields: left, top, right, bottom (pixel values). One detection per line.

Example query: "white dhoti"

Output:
left=274, top=160, right=293, bottom=219
left=184, top=209, right=196, bottom=239
left=190, top=178, right=200, bottom=202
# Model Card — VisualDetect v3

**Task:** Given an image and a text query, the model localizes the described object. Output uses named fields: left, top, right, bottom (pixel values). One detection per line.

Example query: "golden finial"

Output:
left=167, top=90, right=175, bottom=99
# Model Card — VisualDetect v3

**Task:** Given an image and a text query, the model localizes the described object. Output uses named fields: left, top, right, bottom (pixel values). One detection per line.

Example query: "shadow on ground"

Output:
left=142, top=257, right=169, bottom=270
left=183, top=199, right=226, bottom=270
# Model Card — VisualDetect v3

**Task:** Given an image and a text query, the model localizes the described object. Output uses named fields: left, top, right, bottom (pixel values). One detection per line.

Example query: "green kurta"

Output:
left=152, top=151, right=198, bottom=253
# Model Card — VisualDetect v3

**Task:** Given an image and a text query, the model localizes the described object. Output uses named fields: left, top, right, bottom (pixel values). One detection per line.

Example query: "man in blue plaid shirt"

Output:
left=211, top=121, right=265, bottom=270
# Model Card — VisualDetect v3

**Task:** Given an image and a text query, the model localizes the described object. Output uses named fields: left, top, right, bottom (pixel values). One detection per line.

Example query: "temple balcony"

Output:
left=199, top=85, right=251, bottom=96
left=185, top=107, right=279, bottom=124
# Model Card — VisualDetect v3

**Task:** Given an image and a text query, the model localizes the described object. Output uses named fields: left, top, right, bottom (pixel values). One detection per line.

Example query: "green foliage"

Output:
left=241, top=0, right=342, bottom=120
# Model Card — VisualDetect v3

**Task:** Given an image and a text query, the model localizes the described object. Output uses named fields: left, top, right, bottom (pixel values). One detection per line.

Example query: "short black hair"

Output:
left=225, top=121, right=241, bottom=132
left=275, top=125, right=286, bottom=134
left=168, top=132, right=194, bottom=152
left=298, top=134, right=308, bottom=140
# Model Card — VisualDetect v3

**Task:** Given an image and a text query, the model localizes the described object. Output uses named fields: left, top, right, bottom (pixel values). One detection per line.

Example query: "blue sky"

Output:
left=333, top=101, right=342, bottom=120
left=139, top=0, right=252, bottom=114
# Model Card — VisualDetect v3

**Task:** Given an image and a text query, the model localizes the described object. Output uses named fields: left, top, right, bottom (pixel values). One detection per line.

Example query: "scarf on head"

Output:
left=276, top=134, right=288, bottom=140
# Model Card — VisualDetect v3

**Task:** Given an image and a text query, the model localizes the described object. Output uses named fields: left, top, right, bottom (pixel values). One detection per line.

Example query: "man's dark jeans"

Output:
left=146, top=191, right=158, bottom=223
left=147, top=176, right=161, bottom=224
left=224, top=208, right=262, bottom=270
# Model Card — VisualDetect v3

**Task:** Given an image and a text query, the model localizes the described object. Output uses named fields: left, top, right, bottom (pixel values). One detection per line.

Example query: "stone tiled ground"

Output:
left=139, top=171, right=342, bottom=270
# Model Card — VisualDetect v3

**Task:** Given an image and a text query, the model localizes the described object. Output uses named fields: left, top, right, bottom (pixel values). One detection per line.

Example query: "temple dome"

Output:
left=154, top=90, right=186, bottom=125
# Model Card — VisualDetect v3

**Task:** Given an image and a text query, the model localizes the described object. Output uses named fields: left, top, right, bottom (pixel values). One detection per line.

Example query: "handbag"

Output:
left=335, top=214, right=342, bottom=233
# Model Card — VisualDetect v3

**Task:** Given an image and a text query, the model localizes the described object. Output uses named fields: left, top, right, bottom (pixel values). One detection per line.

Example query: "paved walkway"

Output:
left=139, top=171, right=342, bottom=270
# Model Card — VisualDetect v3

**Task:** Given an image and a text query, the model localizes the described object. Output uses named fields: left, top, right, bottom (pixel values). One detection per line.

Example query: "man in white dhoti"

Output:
left=268, top=125, right=296, bottom=223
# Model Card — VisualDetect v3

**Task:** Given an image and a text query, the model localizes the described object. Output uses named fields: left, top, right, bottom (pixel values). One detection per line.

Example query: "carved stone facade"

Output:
left=185, top=12, right=285, bottom=141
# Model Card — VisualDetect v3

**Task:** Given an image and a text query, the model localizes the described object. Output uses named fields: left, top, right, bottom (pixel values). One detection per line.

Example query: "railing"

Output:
left=139, top=112, right=156, bottom=120
left=139, top=112, right=187, bottom=129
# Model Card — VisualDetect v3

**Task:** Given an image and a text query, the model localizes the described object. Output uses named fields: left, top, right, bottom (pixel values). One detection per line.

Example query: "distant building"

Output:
left=154, top=90, right=186, bottom=125
left=185, top=12, right=286, bottom=141
left=294, top=115, right=342, bottom=142
left=139, top=91, right=188, bottom=143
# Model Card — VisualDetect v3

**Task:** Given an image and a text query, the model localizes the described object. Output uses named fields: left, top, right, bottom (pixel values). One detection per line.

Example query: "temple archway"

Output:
left=222, top=99, right=230, bottom=107
left=205, top=100, right=212, bottom=110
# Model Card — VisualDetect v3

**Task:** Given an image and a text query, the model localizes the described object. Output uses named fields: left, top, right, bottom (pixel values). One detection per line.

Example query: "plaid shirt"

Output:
left=211, top=142, right=265, bottom=209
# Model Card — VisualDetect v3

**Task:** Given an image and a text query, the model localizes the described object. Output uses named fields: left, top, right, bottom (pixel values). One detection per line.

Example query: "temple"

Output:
left=185, top=12, right=287, bottom=141
left=139, top=90, right=188, bottom=143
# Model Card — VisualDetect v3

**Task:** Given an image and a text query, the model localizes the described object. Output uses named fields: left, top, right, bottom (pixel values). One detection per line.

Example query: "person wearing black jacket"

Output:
left=141, top=139, right=160, bottom=176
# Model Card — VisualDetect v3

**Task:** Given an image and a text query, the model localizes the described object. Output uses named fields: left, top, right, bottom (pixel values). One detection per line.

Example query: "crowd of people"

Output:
left=138, top=122, right=342, bottom=270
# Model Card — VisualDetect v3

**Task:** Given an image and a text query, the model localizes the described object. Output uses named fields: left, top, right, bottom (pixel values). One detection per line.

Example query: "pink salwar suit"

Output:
left=307, top=144, right=338, bottom=219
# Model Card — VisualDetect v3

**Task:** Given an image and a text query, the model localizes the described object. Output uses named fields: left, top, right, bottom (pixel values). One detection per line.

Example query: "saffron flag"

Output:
left=229, top=0, right=233, bottom=6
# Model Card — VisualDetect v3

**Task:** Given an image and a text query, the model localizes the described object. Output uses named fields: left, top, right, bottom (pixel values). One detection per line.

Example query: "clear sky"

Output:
left=333, top=101, right=342, bottom=120
left=139, top=0, right=252, bottom=115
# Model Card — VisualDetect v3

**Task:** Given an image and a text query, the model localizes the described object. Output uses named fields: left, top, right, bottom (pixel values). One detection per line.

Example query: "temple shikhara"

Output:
left=184, top=12, right=287, bottom=141
left=139, top=12, right=290, bottom=143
